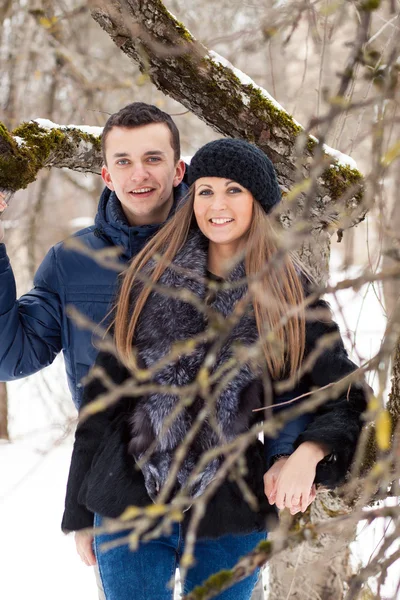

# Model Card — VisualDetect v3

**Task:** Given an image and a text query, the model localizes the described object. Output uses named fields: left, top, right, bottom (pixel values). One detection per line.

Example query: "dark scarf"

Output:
left=127, top=229, right=262, bottom=501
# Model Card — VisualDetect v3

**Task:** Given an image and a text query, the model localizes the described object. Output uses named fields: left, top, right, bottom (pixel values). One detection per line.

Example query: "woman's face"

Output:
left=193, top=177, right=254, bottom=251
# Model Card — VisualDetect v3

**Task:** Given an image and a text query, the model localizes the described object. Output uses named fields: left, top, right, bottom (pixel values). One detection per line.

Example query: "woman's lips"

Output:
left=208, top=218, right=234, bottom=227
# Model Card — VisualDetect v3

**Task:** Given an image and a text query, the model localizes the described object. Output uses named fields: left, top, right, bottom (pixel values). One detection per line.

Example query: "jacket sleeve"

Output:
left=293, top=300, right=369, bottom=487
left=265, top=412, right=313, bottom=468
left=61, top=351, right=130, bottom=533
left=0, top=243, right=62, bottom=381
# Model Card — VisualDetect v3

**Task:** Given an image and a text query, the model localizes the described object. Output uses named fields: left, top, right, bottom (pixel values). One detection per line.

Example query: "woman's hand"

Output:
left=75, top=530, right=96, bottom=566
left=264, top=441, right=327, bottom=514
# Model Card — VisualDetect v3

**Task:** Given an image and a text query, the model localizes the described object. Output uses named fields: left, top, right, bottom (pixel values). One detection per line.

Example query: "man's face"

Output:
left=101, top=123, right=185, bottom=226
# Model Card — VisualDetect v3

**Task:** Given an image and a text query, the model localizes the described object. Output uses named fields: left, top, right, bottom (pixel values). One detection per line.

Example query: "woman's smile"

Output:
left=208, top=216, right=235, bottom=226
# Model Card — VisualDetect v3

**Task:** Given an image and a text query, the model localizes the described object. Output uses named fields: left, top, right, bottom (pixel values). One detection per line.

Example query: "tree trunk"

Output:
left=268, top=492, right=354, bottom=600
left=0, top=382, right=9, bottom=440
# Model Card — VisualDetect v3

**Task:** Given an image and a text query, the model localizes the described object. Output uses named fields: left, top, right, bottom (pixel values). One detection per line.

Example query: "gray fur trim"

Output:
left=128, top=230, right=260, bottom=501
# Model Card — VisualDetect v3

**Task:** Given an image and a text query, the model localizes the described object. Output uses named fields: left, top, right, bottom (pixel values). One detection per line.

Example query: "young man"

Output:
left=0, top=102, right=309, bottom=600
left=0, top=102, right=187, bottom=586
left=0, top=103, right=186, bottom=410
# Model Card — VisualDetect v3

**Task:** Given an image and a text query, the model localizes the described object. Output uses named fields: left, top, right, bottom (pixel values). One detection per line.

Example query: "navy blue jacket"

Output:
left=0, top=184, right=307, bottom=457
left=0, top=186, right=190, bottom=408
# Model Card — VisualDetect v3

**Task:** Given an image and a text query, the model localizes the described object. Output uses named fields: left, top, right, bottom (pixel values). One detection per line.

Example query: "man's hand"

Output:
left=0, top=192, right=6, bottom=243
left=264, top=441, right=326, bottom=514
left=75, top=530, right=96, bottom=566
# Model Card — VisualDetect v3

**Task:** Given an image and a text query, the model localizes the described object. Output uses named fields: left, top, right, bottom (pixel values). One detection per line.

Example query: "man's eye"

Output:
left=116, top=159, right=129, bottom=165
left=147, top=156, right=161, bottom=163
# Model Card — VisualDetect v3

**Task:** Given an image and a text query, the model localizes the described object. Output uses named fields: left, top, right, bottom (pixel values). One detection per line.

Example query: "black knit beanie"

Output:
left=188, top=138, right=281, bottom=214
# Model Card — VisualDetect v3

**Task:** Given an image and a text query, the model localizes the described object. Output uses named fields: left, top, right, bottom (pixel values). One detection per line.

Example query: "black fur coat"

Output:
left=62, top=230, right=368, bottom=537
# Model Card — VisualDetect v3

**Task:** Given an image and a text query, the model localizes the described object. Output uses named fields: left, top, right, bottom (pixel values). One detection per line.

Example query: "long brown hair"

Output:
left=113, top=187, right=306, bottom=380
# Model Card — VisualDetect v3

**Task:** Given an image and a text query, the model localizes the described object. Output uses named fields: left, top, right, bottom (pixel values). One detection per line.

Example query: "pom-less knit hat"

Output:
left=188, top=138, right=281, bottom=214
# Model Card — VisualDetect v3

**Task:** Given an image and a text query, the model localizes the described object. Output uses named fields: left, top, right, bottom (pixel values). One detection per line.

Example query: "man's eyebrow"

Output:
left=143, top=150, right=166, bottom=156
left=112, top=152, right=130, bottom=158
left=111, top=150, right=167, bottom=159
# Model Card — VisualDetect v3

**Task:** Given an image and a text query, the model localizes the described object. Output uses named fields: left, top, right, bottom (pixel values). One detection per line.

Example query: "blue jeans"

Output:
left=94, top=515, right=266, bottom=600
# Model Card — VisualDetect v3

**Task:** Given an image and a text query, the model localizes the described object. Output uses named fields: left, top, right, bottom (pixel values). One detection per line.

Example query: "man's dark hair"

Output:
left=101, top=102, right=180, bottom=164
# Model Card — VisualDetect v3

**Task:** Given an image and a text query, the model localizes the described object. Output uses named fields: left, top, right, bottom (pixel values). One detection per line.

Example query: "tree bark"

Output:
left=0, top=382, right=9, bottom=440
left=268, top=492, right=354, bottom=600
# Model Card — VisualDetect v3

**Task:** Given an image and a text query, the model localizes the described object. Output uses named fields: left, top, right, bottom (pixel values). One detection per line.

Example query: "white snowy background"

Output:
left=1, top=222, right=399, bottom=599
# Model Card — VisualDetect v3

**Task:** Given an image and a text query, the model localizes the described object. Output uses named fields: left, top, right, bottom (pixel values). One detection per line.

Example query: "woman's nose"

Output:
left=210, top=193, right=228, bottom=209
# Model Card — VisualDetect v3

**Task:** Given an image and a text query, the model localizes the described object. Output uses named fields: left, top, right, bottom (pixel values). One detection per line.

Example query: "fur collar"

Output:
left=128, top=229, right=260, bottom=501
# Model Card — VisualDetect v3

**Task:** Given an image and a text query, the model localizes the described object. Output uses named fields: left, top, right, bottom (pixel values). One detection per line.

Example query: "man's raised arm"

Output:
left=0, top=193, right=63, bottom=380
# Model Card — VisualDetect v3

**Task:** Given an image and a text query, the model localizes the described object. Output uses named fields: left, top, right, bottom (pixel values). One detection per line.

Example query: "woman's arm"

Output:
left=265, top=299, right=370, bottom=510
left=293, top=300, right=370, bottom=487
left=264, top=392, right=315, bottom=513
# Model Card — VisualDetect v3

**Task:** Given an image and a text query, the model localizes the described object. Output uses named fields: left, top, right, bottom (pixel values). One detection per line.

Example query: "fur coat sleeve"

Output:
left=293, top=300, right=369, bottom=488
left=61, top=351, right=130, bottom=533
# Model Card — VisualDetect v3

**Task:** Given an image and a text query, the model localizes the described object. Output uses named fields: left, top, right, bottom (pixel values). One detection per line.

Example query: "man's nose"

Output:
left=130, top=163, right=149, bottom=181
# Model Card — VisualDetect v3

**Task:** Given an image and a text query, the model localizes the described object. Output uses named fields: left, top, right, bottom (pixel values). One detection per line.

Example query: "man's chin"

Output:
left=121, top=198, right=172, bottom=225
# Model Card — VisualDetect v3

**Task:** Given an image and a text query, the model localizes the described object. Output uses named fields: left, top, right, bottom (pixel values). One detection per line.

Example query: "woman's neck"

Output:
left=207, top=241, right=243, bottom=277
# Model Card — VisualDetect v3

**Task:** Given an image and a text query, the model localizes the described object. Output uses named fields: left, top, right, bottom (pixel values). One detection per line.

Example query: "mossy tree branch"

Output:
left=0, top=120, right=102, bottom=191
left=89, top=0, right=364, bottom=215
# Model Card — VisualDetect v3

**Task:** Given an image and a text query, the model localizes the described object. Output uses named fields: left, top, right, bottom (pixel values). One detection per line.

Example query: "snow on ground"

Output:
left=1, top=231, right=398, bottom=599
left=0, top=356, right=98, bottom=600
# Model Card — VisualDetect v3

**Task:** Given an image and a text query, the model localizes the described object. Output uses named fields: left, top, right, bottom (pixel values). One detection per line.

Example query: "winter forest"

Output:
left=1, top=0, right=400, bottom=599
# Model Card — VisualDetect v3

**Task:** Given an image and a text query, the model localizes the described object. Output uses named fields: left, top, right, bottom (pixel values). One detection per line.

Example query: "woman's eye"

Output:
left=198, top=189, right=212, bottom=196
left=228, top=187, right=242, bottom=194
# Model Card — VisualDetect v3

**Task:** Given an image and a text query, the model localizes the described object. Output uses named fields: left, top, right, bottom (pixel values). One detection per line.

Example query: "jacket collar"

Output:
left=94, top=182, right=188, bottom=259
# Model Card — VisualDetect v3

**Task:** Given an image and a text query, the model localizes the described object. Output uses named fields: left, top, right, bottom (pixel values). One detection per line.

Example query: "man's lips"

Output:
left=128, top=187, right=155, bottom=198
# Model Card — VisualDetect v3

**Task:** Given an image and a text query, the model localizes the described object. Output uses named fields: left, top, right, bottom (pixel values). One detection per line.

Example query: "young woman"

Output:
left=62, top=139, right=368, bottom=600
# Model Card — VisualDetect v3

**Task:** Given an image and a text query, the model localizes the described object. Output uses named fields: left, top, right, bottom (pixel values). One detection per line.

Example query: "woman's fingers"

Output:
left=263, top=471, right=276, bottom=501
left=269, top=452, right=318, bottom=513
left=274, top=484, right=287, bottom=510
left=264, top=457, right=290, bottom=504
